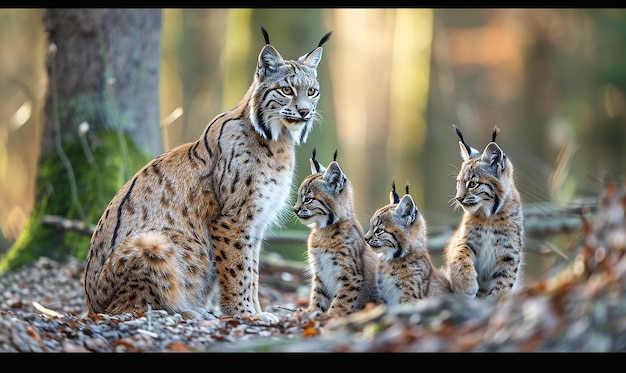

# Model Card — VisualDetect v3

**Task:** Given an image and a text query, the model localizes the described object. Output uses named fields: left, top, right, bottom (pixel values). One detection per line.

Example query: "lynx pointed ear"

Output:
left=481, top=142, right=506, bottom=174
left=459, top=141, right=471, bottom=161
left=394, top=194, right=417, bottom=226
left=258, top=44, right=284, bottom=77
left=310, top=158, right=320, bottom=174
left=323, top=161, right=346, bottom=192
left=298, top=30, right=331, bottom=69
left=298, top=48, right=322, bottom=73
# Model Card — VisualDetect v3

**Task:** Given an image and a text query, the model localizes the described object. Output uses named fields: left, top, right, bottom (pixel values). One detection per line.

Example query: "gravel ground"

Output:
left=0, top=255, right=321, bottom=352
left=1, top=249, right=626, bottom=353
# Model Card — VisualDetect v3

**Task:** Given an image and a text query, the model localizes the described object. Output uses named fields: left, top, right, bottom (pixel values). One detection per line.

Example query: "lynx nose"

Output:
left=456, top=196, right=464, bottom=203
left=298, top=108, right=309, bottom=118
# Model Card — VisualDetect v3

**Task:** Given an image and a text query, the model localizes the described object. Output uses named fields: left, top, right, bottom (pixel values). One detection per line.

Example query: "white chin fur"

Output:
left=284, top=120, right=308, bottom=145
left=254, top=116, right=309, bottom=145
left=378, top=249, right=397, bottom=262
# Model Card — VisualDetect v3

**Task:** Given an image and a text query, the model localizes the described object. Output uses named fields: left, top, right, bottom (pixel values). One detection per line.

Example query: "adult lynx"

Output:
left=84, top=28, right=331, bottom=322
left=443, top=126, right=524, bottom=298
left=365, top=182, right=450, bottom=306
left=293, top=149, right=379, bottom=318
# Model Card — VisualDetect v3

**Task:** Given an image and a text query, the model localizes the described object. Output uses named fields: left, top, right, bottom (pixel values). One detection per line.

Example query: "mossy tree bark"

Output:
left=0, top=9, right=163, bottom=273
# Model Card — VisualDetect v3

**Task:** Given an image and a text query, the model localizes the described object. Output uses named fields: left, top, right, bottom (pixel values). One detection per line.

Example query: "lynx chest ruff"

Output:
left=308, top=248, right=343, bottom=297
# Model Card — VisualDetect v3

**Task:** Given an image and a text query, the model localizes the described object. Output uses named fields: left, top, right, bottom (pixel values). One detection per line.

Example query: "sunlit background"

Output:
left=1, top=9, right=625, bottom=282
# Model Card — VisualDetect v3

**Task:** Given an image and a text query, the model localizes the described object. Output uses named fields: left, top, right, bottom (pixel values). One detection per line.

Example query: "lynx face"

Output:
left=365, top=193, right=426, bottom=262
left=454, top=141, right=515, bottom=218
left=250, top=44, right=322, bottom=145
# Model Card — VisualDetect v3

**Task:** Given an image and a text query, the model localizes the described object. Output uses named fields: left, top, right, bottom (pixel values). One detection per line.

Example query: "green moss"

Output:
left=0, top=130, right=152, bottom=274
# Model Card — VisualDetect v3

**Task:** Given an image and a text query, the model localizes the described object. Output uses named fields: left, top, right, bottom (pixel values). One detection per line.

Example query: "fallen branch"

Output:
left=40, top=199, right=594, bottom=251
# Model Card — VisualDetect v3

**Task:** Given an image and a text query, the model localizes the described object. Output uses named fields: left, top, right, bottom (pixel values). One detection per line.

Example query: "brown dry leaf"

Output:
left=211, top=333, right=228, bottom=342
left=232, top=329, right=245, bottom=337
left=453, top=327, right=483, bottom=350
left=520, top=331, right=543, bottom=352
left=166, top=341, right=192, bottom=352
left=88, top=314, right=104, bottom=322
left=25, top=326, right=40, bottom=340
left=62, top=340, right=90, bottom=352
left=525, top=280, right=548, bottom=296
left=221, top=316, right=240, bottom=326
left=113, top=338, right=135, bottom=351
left=301, top=326, right=320, bottom=337
left=301, top=317, right=319, bottom=329
left=436, top=321, right=456, bottom=336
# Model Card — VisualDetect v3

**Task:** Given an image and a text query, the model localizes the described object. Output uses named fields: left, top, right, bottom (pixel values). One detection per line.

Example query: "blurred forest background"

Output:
left=0, top=9, right=624, bottom=284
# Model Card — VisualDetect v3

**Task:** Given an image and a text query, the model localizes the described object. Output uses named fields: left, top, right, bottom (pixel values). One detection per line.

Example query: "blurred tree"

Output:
left=0, top=9, right=46, bottom=256
left=322, top=9, right=433, bottom=225
left=0, top=9, right=163, bottom=273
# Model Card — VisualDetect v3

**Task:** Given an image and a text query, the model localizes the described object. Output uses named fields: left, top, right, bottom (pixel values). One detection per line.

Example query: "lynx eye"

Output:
left=375, top=227, right=385, bottom=236
left=467, top=181, right=478, bottom=189
left=307, top=87, right=318, bottom=96
left=281, top=86, right=293, bottom=95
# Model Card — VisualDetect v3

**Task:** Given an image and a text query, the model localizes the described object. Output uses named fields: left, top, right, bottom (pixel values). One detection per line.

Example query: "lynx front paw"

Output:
left=450, top=281, right=478, bottom=299
left=177, top=307, right=217, bottom=320
left=250, top=311, right=281, bottom=324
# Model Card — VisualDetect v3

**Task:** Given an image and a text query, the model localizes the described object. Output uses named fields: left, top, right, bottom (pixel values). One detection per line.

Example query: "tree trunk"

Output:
left=0, top=9, right=162, bottom=273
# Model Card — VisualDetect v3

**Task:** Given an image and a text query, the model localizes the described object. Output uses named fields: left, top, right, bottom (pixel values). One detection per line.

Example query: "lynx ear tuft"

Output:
left=454, top=124, right=481, bottom=160
left=318, top=31, right=332, bottom=48
left=260, top=26, right=270, bottom=45
left=390, top=180, right=400, bottom=204
left=310, top=147, right=325, bottom=174
left=491, top=125, right=501, bottom=143
left=298, top=31, right=331, bottom=68
left=454, top=125, right=472, bottom=157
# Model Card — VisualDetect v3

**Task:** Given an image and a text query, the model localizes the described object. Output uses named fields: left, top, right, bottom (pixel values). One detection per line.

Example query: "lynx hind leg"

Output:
left=96, top=231, right=216, bottom=319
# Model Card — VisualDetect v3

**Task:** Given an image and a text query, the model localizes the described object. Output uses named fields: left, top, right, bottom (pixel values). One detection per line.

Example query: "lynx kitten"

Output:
left=443, top=126, right=524, bottom=298
left=293, top=149, right=379, bottom=318
left=365, top=181, right=451, bottom=306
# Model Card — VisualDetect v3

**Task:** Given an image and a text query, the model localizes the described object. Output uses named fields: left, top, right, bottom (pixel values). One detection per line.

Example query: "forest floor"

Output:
left=1, top=179, right=626, bottom=353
